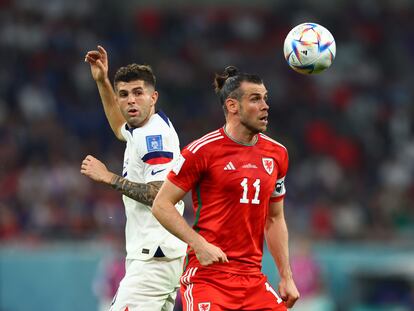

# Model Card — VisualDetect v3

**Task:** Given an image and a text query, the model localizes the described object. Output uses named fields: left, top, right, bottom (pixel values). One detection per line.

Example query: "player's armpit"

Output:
left=110, top=175, right=163, bottom=207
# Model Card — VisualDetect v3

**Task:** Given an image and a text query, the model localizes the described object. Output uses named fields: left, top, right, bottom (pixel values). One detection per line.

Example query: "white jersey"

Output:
left=120, top=111, right=187, bottom=260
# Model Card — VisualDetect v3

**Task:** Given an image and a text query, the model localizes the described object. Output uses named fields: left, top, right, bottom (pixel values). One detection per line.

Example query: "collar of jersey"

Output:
left=125, top=123, right=136, bottom=134
left=124, top=111, right=161, bottom=134
left=222, top=126, right=258, bottom=146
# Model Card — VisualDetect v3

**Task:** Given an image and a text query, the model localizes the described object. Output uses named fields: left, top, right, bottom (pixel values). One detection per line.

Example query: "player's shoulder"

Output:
left=125, top=112, right=178, bottom=155
left=130, top=111, right=172, bottom=140
left=145, top=111, right=173, bottom=132
left=154, top=110, right=173, bottom=128
left=184, top=129, right=225, bottom=155
left=259, top=133, right=288, bottom=152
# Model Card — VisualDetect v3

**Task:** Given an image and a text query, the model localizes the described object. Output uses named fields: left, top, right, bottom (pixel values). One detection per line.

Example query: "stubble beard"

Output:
left=239, top=105, right=266, bottom=134
left=239, top=108, right=267, bottom=134
left=128, top=115, right=144, bottom=128
left=124, top=108, right=150, bottom=128
left=240, top=118, right=266, bottom=134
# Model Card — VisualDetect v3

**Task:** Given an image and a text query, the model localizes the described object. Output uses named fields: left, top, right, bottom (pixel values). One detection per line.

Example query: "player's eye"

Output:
left=133, top=90, right=143, bottom=96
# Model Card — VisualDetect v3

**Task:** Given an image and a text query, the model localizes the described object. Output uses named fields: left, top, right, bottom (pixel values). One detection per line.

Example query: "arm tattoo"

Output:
left=110, top=175, right=163, bottom=207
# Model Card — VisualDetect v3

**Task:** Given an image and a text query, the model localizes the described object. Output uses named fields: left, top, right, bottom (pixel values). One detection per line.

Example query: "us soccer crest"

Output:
left=198, top=302, right=211, bottom=311
left=262, top=157, right=274, bottom=175
left=146, top=135, right=163, bottom=152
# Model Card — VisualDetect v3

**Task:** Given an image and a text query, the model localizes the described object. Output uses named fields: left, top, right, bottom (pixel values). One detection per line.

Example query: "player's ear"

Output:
left=225, top=98, right=238, bottom=114
left=151, top=90, right=159, bottom=106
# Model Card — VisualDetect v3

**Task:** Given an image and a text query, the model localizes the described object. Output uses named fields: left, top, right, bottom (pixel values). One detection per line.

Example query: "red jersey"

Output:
left=168, top=127, right=288, bottom=274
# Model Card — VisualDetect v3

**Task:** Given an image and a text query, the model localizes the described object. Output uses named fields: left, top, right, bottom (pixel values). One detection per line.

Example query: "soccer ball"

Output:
left=283, top=23, right=336, bottom=74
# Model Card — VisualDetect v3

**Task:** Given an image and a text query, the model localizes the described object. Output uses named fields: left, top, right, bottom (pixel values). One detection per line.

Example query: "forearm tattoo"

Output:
left=110, top=175, right=163, bottom=207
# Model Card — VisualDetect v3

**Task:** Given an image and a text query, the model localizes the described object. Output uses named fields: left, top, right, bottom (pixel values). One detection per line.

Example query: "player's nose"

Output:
left=127, top=93, right=136, bottom=104
left=261, top=100, right=269, bottom=110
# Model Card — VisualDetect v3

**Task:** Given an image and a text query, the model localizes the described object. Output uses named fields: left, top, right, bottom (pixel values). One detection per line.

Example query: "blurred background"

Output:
left=0, top=0, right=414, bottom=310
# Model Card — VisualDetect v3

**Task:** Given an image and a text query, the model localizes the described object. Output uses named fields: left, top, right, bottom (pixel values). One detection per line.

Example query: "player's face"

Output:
left=237, top=82, right=269, bottom=133
left=116, top=80, right=157, bottom=128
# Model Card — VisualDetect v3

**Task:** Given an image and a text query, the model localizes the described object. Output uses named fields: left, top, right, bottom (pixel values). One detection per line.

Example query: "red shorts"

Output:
left=180, top=267, right=287, bottom=311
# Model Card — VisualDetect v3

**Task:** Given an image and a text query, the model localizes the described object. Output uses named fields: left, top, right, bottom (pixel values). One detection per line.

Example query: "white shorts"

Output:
left=110, top=256, right=184, bottom=311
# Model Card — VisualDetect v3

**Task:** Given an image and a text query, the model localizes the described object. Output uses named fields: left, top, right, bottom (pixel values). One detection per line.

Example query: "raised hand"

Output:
left=84, top=45, right=109, bottom=83
left=80, top=155, right=114, bottom=184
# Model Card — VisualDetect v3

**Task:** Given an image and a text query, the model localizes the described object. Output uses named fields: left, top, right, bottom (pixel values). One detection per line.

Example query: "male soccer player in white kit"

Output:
left=81, top=46, right=187, bottom=311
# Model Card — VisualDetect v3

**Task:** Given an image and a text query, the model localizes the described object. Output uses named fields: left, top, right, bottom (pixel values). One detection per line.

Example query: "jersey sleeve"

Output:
left=270, top=146, right=289, bottom=202
left=135, top=131, right=176, bottom=183
left=167, top=144, right=208, bottom=193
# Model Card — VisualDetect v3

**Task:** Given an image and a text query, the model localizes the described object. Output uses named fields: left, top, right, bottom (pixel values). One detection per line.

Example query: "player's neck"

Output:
left=224, top=123, right=258, bottom=146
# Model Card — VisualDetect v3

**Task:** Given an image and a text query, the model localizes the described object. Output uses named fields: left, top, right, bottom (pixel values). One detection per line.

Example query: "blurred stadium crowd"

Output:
left=0, top=0, right=413, bottom=246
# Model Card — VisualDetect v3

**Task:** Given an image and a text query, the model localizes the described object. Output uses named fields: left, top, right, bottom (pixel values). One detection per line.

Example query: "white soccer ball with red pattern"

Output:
left=283, top=22, right=336, bottom=74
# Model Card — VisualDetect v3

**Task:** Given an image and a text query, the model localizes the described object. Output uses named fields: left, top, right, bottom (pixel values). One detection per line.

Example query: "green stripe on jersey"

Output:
left=183, top=252, right=190, bottom=271
left=193, top=184, right=202, bottom=232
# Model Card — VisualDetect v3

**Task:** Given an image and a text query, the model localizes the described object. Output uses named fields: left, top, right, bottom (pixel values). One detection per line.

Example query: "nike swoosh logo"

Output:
left=151, top=168, right=166, bottom=175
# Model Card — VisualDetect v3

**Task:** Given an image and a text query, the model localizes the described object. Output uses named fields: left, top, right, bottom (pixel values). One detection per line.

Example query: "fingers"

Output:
left=84, top=51, right=100, bottom=63
left=80, top=155, right=94, bottom=173
left=97, top=45, right=107, bottom=58
left=84, top=155, right=95, bottom=161
left=284, top=295, right=299, bottom=308
left=84, top=46, right=107, bottom=63
left=284, top=297, right=292, bottom=308
left=198, top=246, right=228, bottom=266
left=80, top=161, right=89, bottom=175
left=219, top=251, right=229, bottom=263
left=278, top=284, right=300, bottom=308
left=280, top=291, right=289, bottom=306
left=208, top=246, right=228, bottom=264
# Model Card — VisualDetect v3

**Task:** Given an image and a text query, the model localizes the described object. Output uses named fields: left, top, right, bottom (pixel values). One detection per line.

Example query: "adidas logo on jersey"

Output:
left=224, top=161, right=236, bottom=170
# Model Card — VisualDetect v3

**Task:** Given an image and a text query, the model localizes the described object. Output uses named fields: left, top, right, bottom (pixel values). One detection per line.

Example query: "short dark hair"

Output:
left=114, top=64, right=156, bottom=89
left=214, top=66, right=263, bottom=111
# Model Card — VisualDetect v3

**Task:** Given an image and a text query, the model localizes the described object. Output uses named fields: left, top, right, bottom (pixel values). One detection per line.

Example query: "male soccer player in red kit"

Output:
left=153, top=66, right=299, bottom=310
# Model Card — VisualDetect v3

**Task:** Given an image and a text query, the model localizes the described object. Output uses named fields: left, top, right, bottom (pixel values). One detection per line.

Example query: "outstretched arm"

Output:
left=153, top=179, right=228, bottom=266
left=80, top=155, right=160, bottom=206
left=85, top=45, right=125, bottom=141
left=265, top=200, right=300, bottom=308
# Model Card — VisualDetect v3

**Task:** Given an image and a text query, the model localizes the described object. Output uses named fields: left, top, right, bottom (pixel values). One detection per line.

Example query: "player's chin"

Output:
left=257, top=120, right=268, bottom=132
left=127, top=116, right=145, bottom=128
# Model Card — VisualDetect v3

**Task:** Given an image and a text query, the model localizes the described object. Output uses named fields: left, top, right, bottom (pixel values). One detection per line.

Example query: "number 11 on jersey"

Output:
left=240, top=178, right=261, bottom=204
